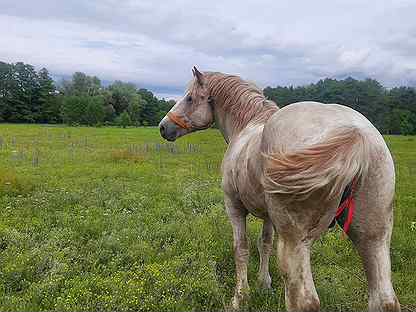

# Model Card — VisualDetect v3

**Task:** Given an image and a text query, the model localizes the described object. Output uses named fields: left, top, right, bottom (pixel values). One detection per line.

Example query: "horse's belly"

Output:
left=239, top=182, right=268, bottom=219
left=223, top=124, right=269, bottom=219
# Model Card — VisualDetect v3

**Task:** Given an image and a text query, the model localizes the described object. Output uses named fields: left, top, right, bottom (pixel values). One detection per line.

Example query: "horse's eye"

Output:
left=186, top=95, right=192, bottom=103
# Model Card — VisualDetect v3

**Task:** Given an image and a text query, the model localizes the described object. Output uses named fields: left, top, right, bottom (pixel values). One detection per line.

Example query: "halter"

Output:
left=167, top=112, right=192, bottom=130
left=167, top=111, right=213, bottom=130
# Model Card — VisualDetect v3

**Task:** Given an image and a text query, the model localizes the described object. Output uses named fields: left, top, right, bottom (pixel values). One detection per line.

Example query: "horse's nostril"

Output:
left=160, top=124, right=166, bottom=137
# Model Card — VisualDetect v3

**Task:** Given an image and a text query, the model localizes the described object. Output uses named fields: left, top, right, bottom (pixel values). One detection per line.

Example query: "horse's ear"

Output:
left=192, top=66, right=204, bottom=86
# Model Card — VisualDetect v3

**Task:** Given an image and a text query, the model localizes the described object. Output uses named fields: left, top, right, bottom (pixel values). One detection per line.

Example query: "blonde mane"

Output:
left=203, top=73, right=279, bottom=130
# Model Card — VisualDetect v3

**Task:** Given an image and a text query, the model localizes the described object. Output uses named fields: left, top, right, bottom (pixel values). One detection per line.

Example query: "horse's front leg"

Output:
left=225, top=195, right=249, bottom=310
left=257, top=218, right=274, bottom=289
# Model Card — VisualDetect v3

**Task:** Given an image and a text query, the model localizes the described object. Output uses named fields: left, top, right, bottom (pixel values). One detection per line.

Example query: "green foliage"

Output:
left=61, top=96, right=105, bottom=126
left=37, top=68, right=57, bottom=123
left=61, top=96, right=85, bottom=125
left=0, top=65, right=108, bottom=126
left=390, top=109, right=415, bottom=135
left=105, top=81, right=140, bottom=115
left=62, top=72, right=101, bottom=96
left=2, top=60, right=416, bottom=133
left=84, top=97, right=105, bottom=126
left=0, top=125, right=414, bottom=311
left=103, top=103, right=116, bottom=122
left=0, top=62, right=60, bottom=123
left=127, top=98, right=142, bottom=126
left=55, top=73, right=171, bottom=126
left=116, top=111, right=132, bottom=128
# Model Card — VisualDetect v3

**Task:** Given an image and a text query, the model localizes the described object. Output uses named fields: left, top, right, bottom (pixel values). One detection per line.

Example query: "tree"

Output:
left=61, top=96, right=87, bottom=125
left=387, top=109, right=415, bottom=135
left=84, top=96, right=105, bottom=126
left=106, top=81, right=140, bottom=115
left=104, top=103, right=116, bottom=122
left=128, top=99, right=142, bottom=126
left=61, top=95, right=105, bottom=126
left=1, top=60, right=415, bottom=133
left=61, top=72, right=102, bottom=96
left=71, top=72, right=90, bottom=96
left=138, top=89, right=160, bottom=126
left=0, top=61, right=13, bottom=121
left=116, top=111, right=132, bottom=128
left=37, top=68, right=58, bottom=123
left=7, top=62, right=40, bottom=122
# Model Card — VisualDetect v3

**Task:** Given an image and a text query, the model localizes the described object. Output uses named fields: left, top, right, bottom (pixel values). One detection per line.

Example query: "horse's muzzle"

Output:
left=159, top=118, right=178, bottom=141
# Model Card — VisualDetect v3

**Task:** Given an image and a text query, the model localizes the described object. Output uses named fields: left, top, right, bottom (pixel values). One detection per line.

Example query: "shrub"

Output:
left=115, top=111, right=132, bottom=128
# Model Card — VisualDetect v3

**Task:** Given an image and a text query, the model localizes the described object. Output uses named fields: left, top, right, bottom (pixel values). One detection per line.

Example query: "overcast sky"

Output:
left=2, top=0, right=416, bottom=98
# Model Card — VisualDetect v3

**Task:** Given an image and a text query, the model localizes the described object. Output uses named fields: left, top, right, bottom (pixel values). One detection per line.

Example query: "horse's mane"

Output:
left=203, top=72, right=279, bottom=130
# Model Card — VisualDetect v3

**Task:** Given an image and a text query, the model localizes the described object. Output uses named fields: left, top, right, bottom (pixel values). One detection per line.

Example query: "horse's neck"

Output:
left=207, top=73, right=278, bottom=143
left=214, top=109, right=234, bottom=143
left=214, top=106, right=270, bottom=144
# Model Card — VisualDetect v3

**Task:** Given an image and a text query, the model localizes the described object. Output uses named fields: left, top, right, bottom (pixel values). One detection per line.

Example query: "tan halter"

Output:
left=167, top=112, right=192, bottom=130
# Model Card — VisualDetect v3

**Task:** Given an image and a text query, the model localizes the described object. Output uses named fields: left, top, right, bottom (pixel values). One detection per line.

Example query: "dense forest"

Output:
left=0, top=61, right=174, bottom=127
left=1, top=61, right=416, bottom=134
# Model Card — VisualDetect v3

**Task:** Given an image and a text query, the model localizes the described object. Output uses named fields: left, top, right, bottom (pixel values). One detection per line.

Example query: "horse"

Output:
left=158, top=67, right=400, bottom=312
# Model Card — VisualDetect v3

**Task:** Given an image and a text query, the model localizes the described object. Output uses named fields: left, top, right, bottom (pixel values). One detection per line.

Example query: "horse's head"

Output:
left=159, top=66, right=214, bottom=141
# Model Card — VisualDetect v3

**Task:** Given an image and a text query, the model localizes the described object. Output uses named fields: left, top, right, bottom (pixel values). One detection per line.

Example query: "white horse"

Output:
left=159, top=67, right=400, bottom=312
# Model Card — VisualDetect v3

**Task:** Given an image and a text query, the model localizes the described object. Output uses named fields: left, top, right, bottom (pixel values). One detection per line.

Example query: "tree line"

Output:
left=0, top=61, right=174, bottom=127
left=1, top=61, right=416, bottom=134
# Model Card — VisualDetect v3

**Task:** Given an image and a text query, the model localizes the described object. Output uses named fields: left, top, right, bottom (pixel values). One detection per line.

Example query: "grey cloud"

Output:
left=2, top=0, right=416, bottom=98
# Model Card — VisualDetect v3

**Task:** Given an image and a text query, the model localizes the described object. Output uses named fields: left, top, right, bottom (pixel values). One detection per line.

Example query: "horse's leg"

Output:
left=347, top=161, right=400, bottom=312
left=225, top=195, right=250, bottom=309
left=257, top=218, right=274, bottom=289
left=352, top=231, right=400, bottom=312
left=266, top=193, right=337, bottom=312
left=276, top=235, right=320, bottom=312
left=267, top=211, right=320, bottom=311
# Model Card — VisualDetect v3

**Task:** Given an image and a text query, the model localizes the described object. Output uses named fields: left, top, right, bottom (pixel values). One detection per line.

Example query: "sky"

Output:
left=2, top=0, right=416, bottom=99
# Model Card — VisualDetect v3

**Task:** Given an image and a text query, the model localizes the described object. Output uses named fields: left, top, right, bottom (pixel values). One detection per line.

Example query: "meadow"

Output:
left=0, top=124, right=415, bottom=311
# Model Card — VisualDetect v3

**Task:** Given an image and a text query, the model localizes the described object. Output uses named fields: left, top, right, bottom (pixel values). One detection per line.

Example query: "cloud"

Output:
left=2, top=0, right=416, bottom=98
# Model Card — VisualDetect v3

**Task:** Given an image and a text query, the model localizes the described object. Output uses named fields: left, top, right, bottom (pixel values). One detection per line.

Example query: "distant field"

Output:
left=0, top=124, right=415, bottom=311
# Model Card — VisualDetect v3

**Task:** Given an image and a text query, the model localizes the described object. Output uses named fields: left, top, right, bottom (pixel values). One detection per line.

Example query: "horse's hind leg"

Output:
left=257, top=218, right=274, bottom=289
left=266, top=193, right=336, bottom=312
left=276, top=235, right=320, bottom=312
left=347, top=162, right=400, bottom=312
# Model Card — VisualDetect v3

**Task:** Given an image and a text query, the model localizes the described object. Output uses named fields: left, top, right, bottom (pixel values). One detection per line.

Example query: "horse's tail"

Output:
left=262, top=126, right=369, bottom=201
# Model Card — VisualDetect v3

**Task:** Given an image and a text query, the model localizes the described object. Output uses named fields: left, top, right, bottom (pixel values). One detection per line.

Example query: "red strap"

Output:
left=335, top=198, right=349, bottom=218
left=343, top=196, right=355, bottom=234
left=335, top=178, right=357, bottom=236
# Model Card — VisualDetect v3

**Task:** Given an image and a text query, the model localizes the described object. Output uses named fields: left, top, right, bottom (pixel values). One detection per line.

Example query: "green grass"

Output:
left=0, top=124, right=414, bottom=311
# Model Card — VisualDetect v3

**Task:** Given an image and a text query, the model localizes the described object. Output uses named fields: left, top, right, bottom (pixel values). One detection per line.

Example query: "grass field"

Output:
left=0, top=124, right=415, bottom=311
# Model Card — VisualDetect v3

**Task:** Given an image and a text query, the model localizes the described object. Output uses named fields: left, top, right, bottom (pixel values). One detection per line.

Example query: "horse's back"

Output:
left=262, top=101, right=386, bottom=152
